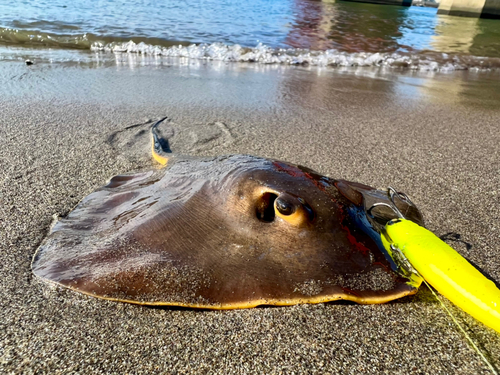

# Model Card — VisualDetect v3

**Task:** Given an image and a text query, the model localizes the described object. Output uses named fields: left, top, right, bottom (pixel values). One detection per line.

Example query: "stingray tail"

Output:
left=151, top=117, right=172, bottom=165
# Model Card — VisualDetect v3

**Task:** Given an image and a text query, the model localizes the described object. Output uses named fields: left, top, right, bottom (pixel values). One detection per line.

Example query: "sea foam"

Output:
left=90, top=41, right=500, bottom=72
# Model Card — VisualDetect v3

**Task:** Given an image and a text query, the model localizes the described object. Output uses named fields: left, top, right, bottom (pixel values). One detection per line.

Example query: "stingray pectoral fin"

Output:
left=151, top=117, right=172, bottom=165
left=49, top=285, right=417, bottom=310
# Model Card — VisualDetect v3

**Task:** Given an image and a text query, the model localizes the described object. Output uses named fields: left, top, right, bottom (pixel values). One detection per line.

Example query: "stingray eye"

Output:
left=274, top=194, right=312, bottom=227
left=275, top=198, right=296, bottom=216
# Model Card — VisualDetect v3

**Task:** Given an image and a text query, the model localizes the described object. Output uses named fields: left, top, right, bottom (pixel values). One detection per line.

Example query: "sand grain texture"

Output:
left=1, top=61, right=499, bottom=374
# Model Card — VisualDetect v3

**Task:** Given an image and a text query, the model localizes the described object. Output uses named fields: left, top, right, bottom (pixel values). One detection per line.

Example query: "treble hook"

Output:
left=367, top=186, right=412, bottom=220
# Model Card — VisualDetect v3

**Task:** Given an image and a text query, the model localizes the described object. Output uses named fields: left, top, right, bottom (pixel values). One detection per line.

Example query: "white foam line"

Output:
left=90, top=41, right=500, bottom=72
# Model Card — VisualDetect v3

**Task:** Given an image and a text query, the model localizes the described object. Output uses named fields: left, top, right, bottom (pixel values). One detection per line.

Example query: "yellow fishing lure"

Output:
left=381, top=218, right=500, bottom=334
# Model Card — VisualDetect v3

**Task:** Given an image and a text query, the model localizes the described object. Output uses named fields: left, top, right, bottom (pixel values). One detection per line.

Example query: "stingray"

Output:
left=32, top=117, right=425, bottom=309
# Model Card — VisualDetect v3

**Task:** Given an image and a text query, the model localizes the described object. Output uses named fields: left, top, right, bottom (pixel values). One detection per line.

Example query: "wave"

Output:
left=1, top=27, right=500, bottom=72
left=0, top=28, right=188, bottom=50
left=0, top=28, right=93, bottom=49
left=91, top=41, right=500, bottom=72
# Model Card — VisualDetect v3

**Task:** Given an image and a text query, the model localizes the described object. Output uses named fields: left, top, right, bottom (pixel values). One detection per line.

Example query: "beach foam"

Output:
left=91, top=41, right=500, bottom=72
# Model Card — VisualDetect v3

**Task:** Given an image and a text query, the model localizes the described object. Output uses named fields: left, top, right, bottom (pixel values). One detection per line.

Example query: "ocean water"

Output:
left=1, top=0, right=500, bottom=70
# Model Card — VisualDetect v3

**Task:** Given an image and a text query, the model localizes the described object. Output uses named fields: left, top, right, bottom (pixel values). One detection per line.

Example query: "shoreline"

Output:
left=4, top=43, right=500, bottom=72
left=1, top=61, right=499, bottom=373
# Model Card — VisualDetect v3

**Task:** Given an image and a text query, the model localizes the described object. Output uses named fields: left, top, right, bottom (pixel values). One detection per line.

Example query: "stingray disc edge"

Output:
left=30, top=273, right=419, bottom=310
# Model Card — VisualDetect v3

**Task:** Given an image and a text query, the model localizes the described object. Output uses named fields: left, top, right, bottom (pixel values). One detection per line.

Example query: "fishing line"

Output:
left=423, top=278, right=498, bottom=374
left=369, top=188, right=499, bottom=374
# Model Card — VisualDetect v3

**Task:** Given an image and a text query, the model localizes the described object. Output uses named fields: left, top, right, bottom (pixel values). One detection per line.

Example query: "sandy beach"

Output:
left=1, top=60, right=499, bottom=374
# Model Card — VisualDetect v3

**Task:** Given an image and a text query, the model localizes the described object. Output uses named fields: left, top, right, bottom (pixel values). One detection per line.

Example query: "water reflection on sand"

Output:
left=3, top=49, right=499, bottom=116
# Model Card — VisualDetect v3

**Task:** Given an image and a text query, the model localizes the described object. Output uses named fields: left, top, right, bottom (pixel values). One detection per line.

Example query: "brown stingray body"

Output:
left=32, top=123, right=424, bottom=309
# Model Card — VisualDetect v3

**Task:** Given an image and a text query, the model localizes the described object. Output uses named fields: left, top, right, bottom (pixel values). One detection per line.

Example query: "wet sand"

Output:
left=1, top=60, right=499, bottom=373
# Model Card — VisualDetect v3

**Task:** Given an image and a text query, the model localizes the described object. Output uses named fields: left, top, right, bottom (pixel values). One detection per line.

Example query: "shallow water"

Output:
left=1, top=0, right=500, bottom=71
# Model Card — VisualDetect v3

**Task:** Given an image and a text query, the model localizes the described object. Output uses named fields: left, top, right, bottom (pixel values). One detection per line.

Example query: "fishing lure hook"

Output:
left=367, top=186, right=411, bottom=221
